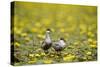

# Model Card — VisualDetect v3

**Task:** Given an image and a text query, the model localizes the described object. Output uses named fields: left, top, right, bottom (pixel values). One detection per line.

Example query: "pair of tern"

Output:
left=41, top=29, right=66, bottom=54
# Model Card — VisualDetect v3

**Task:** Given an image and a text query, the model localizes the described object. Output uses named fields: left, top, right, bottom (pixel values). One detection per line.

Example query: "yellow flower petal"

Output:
left=21, top=33, right=27, bottom=37
left=25, top=37, right=30, bottom=41
left=88, top=32, right=94, bottom=37
left=86, top=51, right=92, bottom=55
left=32, top=28, right=38, bottom=32
left=28, top=60, right=36, bottom=64
left=88, top=38, right=93, bottom=42
left=37, top=34, right=45, bottom=39
left=90, top=44, right=97, bottom=48
left=93, top=40, right=97, bottom=44
left=60, top=28, right=65, bottom=33
left=43, top=59, right=53, bottom=64
left=50, top=54, right=54, bottom=57
left=14, top=42, right=20, bottom=47
left=35, top=54, right=40, bottom=57
left=41, top=53, right=46, bottom=56
left=63, top=54, right=75, bottom=61
left=29, top=54, right=34, bottom=57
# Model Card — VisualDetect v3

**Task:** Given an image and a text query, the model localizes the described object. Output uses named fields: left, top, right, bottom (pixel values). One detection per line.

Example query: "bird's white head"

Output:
left=59, top=37, right=66, bottom=47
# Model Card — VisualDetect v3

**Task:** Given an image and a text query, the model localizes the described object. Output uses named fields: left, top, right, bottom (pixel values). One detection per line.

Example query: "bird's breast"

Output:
left=45, top=38, right=52, bottom=44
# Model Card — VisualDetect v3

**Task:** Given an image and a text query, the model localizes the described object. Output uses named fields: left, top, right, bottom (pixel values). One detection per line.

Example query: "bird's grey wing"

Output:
left=63, top=42, right=68, bottom=49
left=41, top=41, right=45, bottom=48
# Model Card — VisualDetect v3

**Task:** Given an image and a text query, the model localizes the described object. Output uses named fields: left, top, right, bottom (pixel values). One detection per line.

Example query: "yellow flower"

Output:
left=35, top=23, right=41, bottom=27
left=87, top=32, right=94, bottom=37
left=29, top=54, right=34, bottom=57
left=50, top=54, right=54, bottom=57
left=56, top=56, right=59, bottom=58
left=93, top=40, right=97, bottom=44
left=88, top=32, right=92, bottom=35
left=63, top=54, right=75, bottom=61
left=80, top=24, right=87, bottom=31
left=88, top=38, right=93, bottom=43
left=32, top=28, right=38, bottom=32
left=86, top=51, right=92, bottom=55
left=44, top=22, right=50, bottom=26
left=21, top=33, right=27, bottom=37
left=63, top=56, right=70, bottom=61
left=43, top=59, right=53, bottom=64
left=37, top=34, right=45, bottom=39
left=28, top=60, right=36, bottom=64
left=60, top=28, right=65, bottom=33
left=14, top=27, right=17, bottom=32
left=41, top=53, right=46, bottom=56
left=14, top=42, right=20, bottom=47
left=15, top=29, right=22, bottom=34
left=25, top=37, right=30, bottom=41
left=90, top=44, right=97, bottom=48
left=35, top=54, right=40, bottom=57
